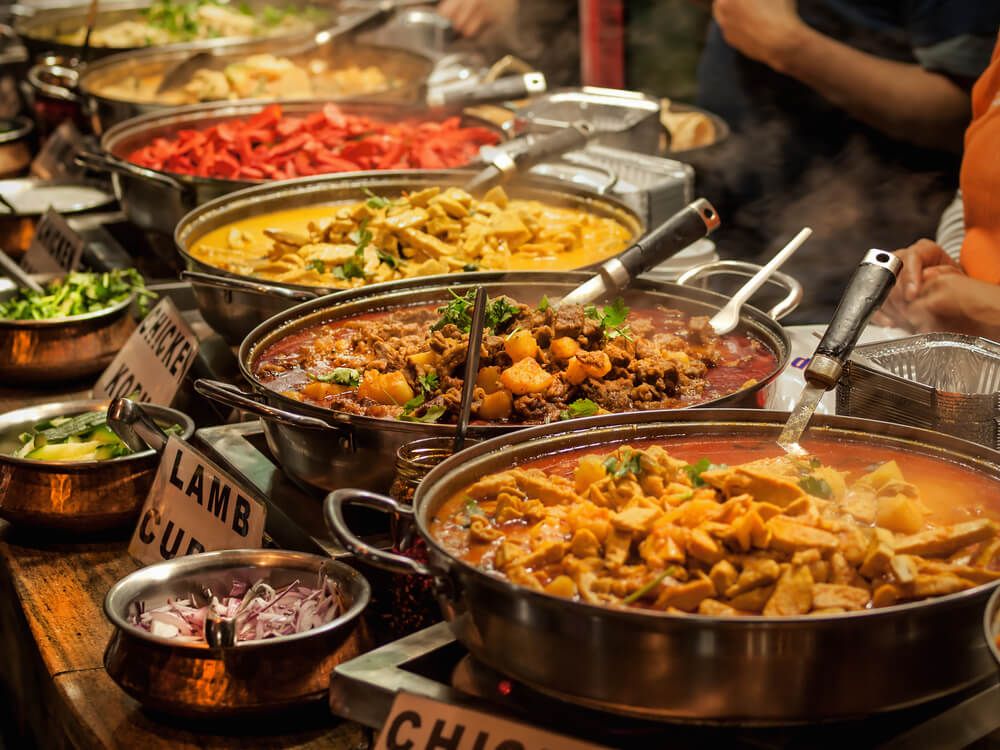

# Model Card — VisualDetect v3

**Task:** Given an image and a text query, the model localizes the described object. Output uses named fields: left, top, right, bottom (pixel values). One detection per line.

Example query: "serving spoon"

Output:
left=0, top=248, right=45, bottom=293
left=706, top=227, right=812, bottom=336
left=777, top=249, right=902, bottom=456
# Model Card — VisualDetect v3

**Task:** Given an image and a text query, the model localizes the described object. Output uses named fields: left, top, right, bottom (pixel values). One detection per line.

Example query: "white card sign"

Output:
left=129, top=436, right=266, bottom=565
left=20, top=209, right=85, bottom=274
left=375, top=692, right=609, bottom=750
left=94, top=297, right=199, bottom=405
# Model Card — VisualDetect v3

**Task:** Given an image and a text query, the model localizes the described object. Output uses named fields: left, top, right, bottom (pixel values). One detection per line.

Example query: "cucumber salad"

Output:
left=12, top=410, right=181, bottom=462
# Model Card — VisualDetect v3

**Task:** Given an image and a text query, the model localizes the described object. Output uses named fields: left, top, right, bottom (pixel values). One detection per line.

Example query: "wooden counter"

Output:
left=0, top=521, right=371, bottom=750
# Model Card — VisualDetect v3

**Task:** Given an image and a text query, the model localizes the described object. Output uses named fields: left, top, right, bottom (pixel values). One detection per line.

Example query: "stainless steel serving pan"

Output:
left=194, top=272, right=792, bottom=494
left=0, top=398, right=194, bottom=531
left=36, top=38, right=438, bottom=132
left=326, top=409, right=1000, bottom=723
left=103, top=549, right=370, bottom=716
left=0, top=283, right=135, bottom=382
left=173, top=169, right=644, bottom=344
left=15, top=0, right=333, bottom=63
left=77, top=103, right=509, bottom=244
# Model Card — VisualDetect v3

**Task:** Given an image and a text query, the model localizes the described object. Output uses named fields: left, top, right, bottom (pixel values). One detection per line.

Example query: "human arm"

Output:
left=900, top=273, right=1000, bottom=338
left=438, top=0, right=517, bottom=37
left=711, top=0, right=971, bottom=151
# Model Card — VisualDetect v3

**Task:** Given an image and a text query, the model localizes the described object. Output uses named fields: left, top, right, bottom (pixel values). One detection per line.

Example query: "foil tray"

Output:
left=837, top=334, right=1000, bottom=449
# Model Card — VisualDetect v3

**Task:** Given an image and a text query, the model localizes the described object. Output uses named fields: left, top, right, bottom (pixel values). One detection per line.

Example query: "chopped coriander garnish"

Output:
left=602, top=449, right=643, bottom=479
left=363, top=188, right=391, bottom=210
left=311, top=367, right=360, bottom=387
left=559, top=398, right=599, bottom=420
left=683, top=458, right=726, bottom=487
left=537, top=295, right=550, bottom=312
left=799, top=476, right=833, bottom=499
left=584, top=297, right=632, bottom=341
left=417, top=371, right=439, bottom=394
left=306, top=259, right=326, bottom=274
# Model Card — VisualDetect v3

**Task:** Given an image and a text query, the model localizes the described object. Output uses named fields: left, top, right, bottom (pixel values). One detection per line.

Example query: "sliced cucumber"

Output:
left=94, top=443, right=132, bottom=461
left=26, top=441, right=104, bottom=462
left=88, top=425, right=122, bottom=445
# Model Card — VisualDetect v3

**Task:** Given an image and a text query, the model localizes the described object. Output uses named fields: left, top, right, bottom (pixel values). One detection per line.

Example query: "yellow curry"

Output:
left=189, top=186, right=634, bottom=289
left=432, top=439, right=1000, bottom=617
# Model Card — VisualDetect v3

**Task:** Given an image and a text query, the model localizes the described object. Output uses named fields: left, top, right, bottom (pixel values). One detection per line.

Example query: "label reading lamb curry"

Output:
left=94, top=297, right=198, bottom=406
left=128, top=436, right=266, bottom=566
left=375, top=692, right=608, bottom=750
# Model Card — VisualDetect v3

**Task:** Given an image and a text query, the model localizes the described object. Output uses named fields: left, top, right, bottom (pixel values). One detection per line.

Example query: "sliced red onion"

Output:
left=129, top=576, right=341, bottom=643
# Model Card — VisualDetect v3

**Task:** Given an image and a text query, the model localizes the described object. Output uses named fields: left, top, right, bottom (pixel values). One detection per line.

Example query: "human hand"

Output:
left=438, top=0, right=517, bottom=38
left=899, top=273, right=1000, bottom=339
left=712, top=0, right=808, bottom=71
left=874, top=239, right=960, bottom=329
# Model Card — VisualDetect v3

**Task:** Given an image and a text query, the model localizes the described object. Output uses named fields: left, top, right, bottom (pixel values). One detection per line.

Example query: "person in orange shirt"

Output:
left=878, top=33, right=1000, bottom=340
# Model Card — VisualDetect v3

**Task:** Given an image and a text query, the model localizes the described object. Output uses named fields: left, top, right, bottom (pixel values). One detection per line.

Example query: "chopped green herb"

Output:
left=401, top=394, right=425, bottom=414
left=537, top=295, right=550, bottom=312
left=363, top=188, right=391, bottom=210
left=399, top=404, right=447, bottom=424
left=683, top=458, right=726, bottom=487
left=463, top=497, right=485, bottom=516
left=311, top=367, right=360, bottom=387
left=602, top=450, right=643, bottom=479
left=798, top=476, right=833, bottom=499
left=622, top=565, right=685, bottom=604
left=584, top=297, right=632, bottom=341
left=376, top=250, right=398, bottom=269
left=559, top=398, right=599, bottom=420
left=306, top=259, right=326, bottom=274
left=417, top=372, right=439, bottom=394
left=432, top=291, right=521, bottom=333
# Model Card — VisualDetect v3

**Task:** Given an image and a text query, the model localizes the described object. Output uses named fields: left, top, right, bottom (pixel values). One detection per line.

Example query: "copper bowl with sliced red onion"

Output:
left=103, top=549, right=370, bottom=716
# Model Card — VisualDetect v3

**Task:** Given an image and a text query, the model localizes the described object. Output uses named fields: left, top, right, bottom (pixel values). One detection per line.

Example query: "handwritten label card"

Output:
left=129, top=436, right=266, bottom=566
left=94, top=297, right=199, bottom=406
left=375, top=692, right=609, bottom=750
left=31, top=121, right=86, bottom=180
left=20, top=209, right=85, bottom=274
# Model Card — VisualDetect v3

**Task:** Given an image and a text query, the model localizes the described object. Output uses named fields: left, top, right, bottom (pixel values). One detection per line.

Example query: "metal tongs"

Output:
left=777, top=249, right=903, bottom=455
left=107, top=397, right=172, bottom=453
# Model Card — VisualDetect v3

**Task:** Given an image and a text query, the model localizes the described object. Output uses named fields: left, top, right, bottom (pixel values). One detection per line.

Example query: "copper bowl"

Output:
left=103, top=550, right=371, bottom=716
left=0, top=398, right=194, bottom=531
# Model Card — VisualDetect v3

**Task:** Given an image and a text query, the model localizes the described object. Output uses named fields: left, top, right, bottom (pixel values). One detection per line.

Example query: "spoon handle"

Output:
left=0, top=248, right=45, bottom=293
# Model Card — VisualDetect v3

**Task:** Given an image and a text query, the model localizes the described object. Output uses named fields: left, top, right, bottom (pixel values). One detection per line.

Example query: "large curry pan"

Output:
left=193, top=272, right=793, bottom=494
left=325, top=409, right=1000, bottom=723
left=14, top=0, right=334, bottom=64
left=173, top=170, right=645, bottom=344
left=77, top=106, right=509, bottom=245
left=34, top=39, right=440, bottom=132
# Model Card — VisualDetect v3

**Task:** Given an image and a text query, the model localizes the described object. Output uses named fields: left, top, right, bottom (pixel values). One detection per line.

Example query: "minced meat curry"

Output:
left=252, top=293, right=778, bottom=424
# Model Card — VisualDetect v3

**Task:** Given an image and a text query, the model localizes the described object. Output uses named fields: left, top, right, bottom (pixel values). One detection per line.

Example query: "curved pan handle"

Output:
left=193, top=379, right=340, bottom=430
left=107, top=397, right=171, bottom=454
left=325, top=488, right=432, bottom=576
left=465, top=121, right=592, bottom=193
left=26, top=63, right=82, bottom=103
left=74, top=149, right=189, bottom=194
left=180, top=270, right=320, bottom=302
left=427, top=72, right=547, bottom=108
left=676, top=259, right=804, bottom=321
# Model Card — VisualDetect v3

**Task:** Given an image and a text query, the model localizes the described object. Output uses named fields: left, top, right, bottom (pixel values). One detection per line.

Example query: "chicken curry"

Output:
left=431, top=438, right=1000, bottom=616
left=252, top=294, right=778, bottom=424
left=189, top=186, right=635, bottom=287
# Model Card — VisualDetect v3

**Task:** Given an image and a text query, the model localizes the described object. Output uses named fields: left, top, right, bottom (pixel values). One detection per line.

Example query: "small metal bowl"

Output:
left=103, top=550, right=371, bottom=717
left=0, top=116, right=33, bottom=178
left=0, top=398, right=194, bottom=531
left=0, top=285, right=136, bottom=383
left=984, top=584, right=1000, bottom=669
